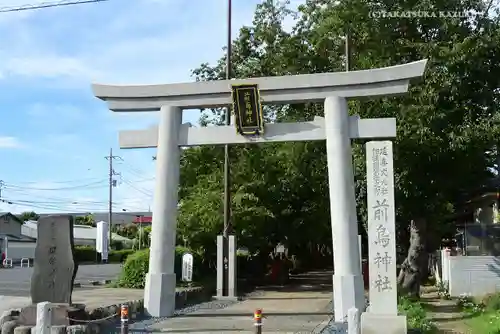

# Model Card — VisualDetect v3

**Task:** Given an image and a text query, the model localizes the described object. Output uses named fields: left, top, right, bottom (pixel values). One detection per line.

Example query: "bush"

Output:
left=398, top=296, right=436, bottom=333
left=482, top=293, right=500, bottom=312
left=74, top=246, right=98, bottom=262
left=109, top=249, right=135, bottom=263
left=117, top=247, right=212, bottom=288
left=119, top=249, right=150, bottom=288
left=110, top=240, right=124, bottom=250
left=74, top=246, right=134, bottom=263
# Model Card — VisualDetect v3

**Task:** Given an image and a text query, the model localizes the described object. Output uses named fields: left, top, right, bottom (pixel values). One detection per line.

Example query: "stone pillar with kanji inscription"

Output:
left=361, top=141, right=406, bottom=333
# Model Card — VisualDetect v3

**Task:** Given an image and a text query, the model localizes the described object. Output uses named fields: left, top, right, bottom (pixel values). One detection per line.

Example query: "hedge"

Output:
left=118, top=246, right=210, bottom=288
left=73, top=246, right=135, bottom=263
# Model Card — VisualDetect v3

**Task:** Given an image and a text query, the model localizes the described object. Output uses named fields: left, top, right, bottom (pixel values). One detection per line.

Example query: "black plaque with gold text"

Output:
left=231, top=84, right=264, bottom=135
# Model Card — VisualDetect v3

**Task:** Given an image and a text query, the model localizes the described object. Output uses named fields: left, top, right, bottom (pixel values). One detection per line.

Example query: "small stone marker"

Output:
left=30, top=215, right=78, bottom=305
left=181, top=253, right=193, bottom=282
left=347, top=307, right=360, bottom=334
left=366, top=141, right=397, bottom=315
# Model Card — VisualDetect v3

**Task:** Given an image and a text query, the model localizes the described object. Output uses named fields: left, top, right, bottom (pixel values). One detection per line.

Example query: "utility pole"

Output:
left=222, top=0, right=233, bottom=297
left=0, top=180, right=4, bottom=199
left=345, top=31, right=351, bottom=72
left=105, top=148, right=122, bottom=247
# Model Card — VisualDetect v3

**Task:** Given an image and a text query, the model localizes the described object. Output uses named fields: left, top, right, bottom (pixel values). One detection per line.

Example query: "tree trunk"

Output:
left=397, top=218, right=427, bottom=298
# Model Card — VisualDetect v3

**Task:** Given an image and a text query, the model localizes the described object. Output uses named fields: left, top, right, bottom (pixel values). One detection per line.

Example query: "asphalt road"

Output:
left=0, top=264, right=122, bottom=297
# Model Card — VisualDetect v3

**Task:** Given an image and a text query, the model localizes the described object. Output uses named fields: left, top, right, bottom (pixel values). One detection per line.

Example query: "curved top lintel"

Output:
left=92, top=59, right=427, bottom=111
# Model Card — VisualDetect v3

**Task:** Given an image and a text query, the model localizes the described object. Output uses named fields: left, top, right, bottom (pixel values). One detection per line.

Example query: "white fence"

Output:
left=438, top=249, right=500, bottom=296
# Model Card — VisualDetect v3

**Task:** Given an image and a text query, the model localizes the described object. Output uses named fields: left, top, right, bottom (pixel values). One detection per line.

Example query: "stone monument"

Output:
left=30, top=215, right=78, bottom=304
left=361, top=141, right=407, bottom=333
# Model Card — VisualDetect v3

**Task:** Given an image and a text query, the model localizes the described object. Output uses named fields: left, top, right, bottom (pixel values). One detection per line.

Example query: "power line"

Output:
left=8, top=177, right=104, bottom=185
left=0, top=196, right=146, bottom=212
left=0, top=198, right=111, bottom=212
left=117, top=161, right=152, bottom=179
left=1, top=177, right=152, bottom=206
left=0, top=0, right=110, bottom=13
left=3, top=180, right=107, bottom=191
left=121, top=178, right=153, bottom=198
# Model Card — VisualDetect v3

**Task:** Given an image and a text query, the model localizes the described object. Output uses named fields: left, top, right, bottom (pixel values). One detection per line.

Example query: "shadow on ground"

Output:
left=105, top=269, right=335, bottom=333
left=255, top=270, right=333, bottom=293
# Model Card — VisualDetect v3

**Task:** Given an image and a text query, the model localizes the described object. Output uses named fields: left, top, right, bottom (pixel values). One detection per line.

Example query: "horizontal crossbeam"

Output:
left=92, top=60, right=427, bottom=111
left=118, top=116, right=396, bottom=149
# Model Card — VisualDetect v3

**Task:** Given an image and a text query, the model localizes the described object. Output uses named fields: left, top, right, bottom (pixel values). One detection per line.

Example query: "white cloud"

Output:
left=0, top=0, right=302, bottom=87
left=0, top=0, right=304, bottom=215
left=0, top=136, right=23, bottom=148
left=5, top=55, right=100, bottom=80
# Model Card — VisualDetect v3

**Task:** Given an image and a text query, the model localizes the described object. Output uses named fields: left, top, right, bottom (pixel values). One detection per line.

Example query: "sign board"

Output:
left=231, top=84, right=264, bottom=135
left=96, top=221, right=109, bottom=261
left=181, top=253, right=194, bottom=282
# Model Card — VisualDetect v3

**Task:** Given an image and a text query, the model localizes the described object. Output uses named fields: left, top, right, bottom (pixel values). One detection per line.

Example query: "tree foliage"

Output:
left=20, top=211, right=39, bottom=221
left=177, top=0, right=500, bottom=289
left=74, top=214, right=96, bottom=227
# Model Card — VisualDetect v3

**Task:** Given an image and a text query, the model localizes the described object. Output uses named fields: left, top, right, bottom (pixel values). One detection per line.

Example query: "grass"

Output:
left=398, top=295, right=438, bottom=333
left=457, top=293, right=500, bottom=334
left=465, top=312, right=500, bottom=334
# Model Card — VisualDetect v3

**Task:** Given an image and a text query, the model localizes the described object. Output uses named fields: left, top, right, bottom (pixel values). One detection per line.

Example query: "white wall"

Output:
left=446, top=255, right=500, bottom=296
left=6, top=242, right=36, bottom=260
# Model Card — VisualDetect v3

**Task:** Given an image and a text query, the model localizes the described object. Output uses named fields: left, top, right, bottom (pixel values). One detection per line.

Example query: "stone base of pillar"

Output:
left=333, top=274, right=365, bottom=322
left=144, top=272, right=176, bottom=317
left=361, top=313, right=407, bottom=333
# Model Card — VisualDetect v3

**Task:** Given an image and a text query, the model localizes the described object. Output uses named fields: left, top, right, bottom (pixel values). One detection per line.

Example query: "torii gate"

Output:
left=92, top=59, right=427, bottom=320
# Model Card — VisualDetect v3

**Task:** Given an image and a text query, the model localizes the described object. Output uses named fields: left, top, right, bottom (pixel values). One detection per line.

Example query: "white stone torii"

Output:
left=92, top=59, right=427, bottom=320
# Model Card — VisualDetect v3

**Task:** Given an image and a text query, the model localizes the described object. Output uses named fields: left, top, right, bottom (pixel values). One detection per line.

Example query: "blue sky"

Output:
left=0, top=0, right=301, bottom=214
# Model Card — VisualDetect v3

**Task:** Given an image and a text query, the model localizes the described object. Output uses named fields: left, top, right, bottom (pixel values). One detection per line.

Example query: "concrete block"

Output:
left=21, top=304, right=70, bottom=327
left=14, top=325, right=33, bottom=334
left=348, top=307, right=360, bottom=334
left=361, top=313, right=407, bottom=334
left=144, top=272, right=176, bottom=317
left=2, top=320, right=19, bottom=334
left=49, top=325, right=66, bottom=334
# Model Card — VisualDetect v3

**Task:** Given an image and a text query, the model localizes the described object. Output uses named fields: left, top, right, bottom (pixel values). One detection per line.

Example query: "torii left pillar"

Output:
left=144, top=105, right=182, bottom=316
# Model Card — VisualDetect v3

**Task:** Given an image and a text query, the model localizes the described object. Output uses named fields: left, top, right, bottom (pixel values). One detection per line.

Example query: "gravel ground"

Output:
left=101, top=290, right=266, bottom=333
left=99, top=286, right=364, bottom=333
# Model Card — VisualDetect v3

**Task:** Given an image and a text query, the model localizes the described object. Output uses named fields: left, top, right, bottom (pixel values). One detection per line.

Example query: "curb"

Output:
left=73, top=280, right=112, bottom=288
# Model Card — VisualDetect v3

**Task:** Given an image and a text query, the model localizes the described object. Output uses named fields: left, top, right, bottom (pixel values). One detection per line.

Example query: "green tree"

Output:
left=115, top=223, right=138, bottom=239
left=20, top=211, right=39, bottom=221
left=182, top=0, right=500, bottom=295
left=75, top=214, right=96, bottom=227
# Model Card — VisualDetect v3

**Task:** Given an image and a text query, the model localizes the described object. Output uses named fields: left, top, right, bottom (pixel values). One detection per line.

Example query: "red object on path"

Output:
left=254, top=309, right=263, bottom=334
left=270, top=261, right=280, bottom=282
